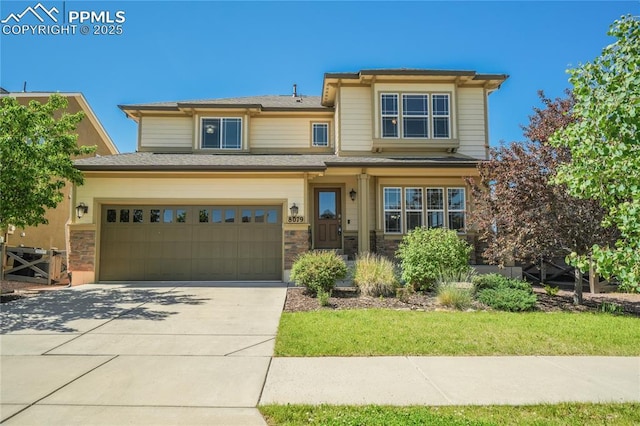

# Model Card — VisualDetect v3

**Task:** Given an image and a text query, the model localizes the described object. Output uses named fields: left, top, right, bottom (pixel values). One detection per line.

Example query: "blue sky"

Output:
left=1, top=1, right=637, bottom=153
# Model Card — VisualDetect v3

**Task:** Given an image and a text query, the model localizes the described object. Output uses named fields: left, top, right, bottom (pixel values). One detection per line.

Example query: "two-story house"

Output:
left=70, top=69, right=507, bottom=284
left=0, top=90, right=118, bottom=253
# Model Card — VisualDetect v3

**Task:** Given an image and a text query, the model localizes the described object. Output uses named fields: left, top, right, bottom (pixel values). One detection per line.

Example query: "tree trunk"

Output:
left=573, top=267, right=583, bottom=305
left=540, top=259, right=547, bottom=284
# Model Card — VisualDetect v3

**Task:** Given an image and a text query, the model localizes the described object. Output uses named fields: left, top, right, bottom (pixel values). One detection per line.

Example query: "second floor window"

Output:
left=312, top=123, right=329, bottom=147
left=201, top=118, right=242, bottom=149
left=380, top=93, right=451, bottom=139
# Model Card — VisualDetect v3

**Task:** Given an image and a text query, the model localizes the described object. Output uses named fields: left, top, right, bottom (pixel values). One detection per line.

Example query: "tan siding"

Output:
left=140, top=117, right=192, bottom=148
left=250, top=117, right=320, bottom=149
left=340, top=86, right=372, bottom=151
left=457, top=88, right=487, bottom=159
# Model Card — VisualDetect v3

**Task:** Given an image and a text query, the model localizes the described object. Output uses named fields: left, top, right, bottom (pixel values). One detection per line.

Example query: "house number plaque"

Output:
left=287, top=216, right=304, bottom=223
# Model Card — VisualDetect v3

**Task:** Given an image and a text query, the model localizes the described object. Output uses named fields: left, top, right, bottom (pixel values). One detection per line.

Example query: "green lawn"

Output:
left=275, top=310, right=640, bottom=356
left=260, top=403, right=640, bottom=425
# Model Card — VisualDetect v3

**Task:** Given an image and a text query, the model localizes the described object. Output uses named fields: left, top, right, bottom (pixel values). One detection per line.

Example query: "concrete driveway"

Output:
left=1, top=282, right=287, bottom=425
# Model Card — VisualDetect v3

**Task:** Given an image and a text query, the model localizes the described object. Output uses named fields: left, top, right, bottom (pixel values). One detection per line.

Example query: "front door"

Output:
left=314, top=188, right=341, bottom=249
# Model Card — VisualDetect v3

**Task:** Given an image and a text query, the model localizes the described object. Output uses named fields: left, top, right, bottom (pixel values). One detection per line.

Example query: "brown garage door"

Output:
left=100, top=205, right=282, bottom=281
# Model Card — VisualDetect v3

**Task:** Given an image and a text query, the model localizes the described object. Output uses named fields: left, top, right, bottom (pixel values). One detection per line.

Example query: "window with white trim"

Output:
left=426, top=188, right=444, bottom=229
left=381, top=94, right=399, bottom=138
left=432, top=94, right=450, bottom=138
left=380, top=93, right=450, bottom=139
left=404, top=187, right=423, bottom=231
left=201, top=118, right=242, bottom=149
left=383, top=187, right=402, bottom=233
left=447, top=188, right=466, bottom=231
left=312, top=123, right=329, bottom=147
left=383, top=186, right=465, bottom=233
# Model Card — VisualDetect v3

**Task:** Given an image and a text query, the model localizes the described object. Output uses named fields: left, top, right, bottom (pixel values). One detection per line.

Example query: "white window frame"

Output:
left=380, top=93, right=399, bottom=139
left=381, top=186, right=466, bottom=234
left=383, top=187, right=403, bottom=234
left=431, top=93, right=451, bottom=139
left=379, top=92, right=452, bottom=140
left=200, top=117, right=242, bottom=150
left=312, top=122, right=329, bottom=147
left=426, top=187, right=445, bottom=229
left=447, top=187, right=466, bottom=232
left=401, top=94, right=429, bottom=139
left=404, top=187, right=423, bottom=232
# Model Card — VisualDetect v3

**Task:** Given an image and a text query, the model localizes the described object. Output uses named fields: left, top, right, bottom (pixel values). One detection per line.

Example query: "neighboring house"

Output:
left=70, top=69, right=507, bottom=284
left=0, top=90, right=119, bottom=253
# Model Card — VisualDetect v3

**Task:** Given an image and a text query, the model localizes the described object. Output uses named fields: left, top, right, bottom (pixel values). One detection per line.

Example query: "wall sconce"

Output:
left=289, top=203, right=299, bottom=217
left=349, top=188, right=357, bottom=201
left=76, top=202, right=88, bottom=219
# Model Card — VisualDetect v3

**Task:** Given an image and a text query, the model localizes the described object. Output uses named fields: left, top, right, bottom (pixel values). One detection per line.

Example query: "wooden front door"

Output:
left=314, top=188, right=341, bottom=249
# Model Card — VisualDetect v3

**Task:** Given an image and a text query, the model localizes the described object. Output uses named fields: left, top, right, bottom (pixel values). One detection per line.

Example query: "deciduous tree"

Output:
left=550, top=15, right=640, bottom=292
left=467, top=92, right=617, bottom=303
left=0, top=94, right=94, bottom=231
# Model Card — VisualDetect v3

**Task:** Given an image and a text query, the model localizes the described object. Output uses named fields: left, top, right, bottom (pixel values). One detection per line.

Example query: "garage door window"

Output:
left=151, top=209, right=160, bottom=223
left=177, top=209, right=187, bottom=223
left=267, top=209, right=278, bottom=224
left=120, top=209, right=129, bottom=223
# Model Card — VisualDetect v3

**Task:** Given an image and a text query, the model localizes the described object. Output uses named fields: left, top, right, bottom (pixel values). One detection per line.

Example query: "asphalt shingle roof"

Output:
left=120, top=95, right=328, bottom=111
left=74, top=153, right=478, bottom=171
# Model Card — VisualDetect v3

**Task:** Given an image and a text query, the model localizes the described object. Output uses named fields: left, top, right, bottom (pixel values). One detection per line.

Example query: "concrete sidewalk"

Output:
left=261, top=356, right=640, bottom=406
left=1, top=282, right=288, bottom=425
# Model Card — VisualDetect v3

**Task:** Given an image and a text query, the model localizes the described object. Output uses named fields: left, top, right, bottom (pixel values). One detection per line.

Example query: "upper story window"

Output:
left=312, top=122, right=329, bottom=147
left=201, top=118, right=242, bottom=149
left=380, top=93, right=451, bottom=139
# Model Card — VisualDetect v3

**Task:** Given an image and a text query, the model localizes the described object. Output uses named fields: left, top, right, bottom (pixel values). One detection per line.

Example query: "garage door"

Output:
left=100, top=205, right=282, bottom=281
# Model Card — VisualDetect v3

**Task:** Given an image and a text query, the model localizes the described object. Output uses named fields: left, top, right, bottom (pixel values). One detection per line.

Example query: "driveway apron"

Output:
left=1, top=282, right=287, bottom=425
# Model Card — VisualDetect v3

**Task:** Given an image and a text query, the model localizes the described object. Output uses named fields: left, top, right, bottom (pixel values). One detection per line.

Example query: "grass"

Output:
left=275, top=310, right=640, bottom=356
left=260, top=403, right=640, bottom=425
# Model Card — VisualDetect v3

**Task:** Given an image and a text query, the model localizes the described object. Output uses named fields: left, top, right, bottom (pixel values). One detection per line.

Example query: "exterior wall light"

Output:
left=289, top=203, right=299, bottom=217
left=349, top=188, right=357, bottom=201
left=76, top=202, right=88, bottom=219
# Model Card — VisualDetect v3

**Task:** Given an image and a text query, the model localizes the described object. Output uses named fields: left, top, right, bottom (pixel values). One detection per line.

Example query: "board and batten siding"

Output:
left=140, top=116, right=192, bottom=149
left=457, top=88, right=487, bottom=160
left=339, top=86, right=372, bottom=152
left=251, top=117, right=328, bottom=149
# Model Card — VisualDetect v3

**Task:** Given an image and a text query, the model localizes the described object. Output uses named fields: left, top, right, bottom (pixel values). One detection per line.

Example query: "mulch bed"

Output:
left=284, top=285, right=640, bottom=316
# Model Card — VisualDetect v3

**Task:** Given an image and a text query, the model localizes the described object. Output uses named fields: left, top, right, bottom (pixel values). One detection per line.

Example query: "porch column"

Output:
left=357, top=173, right=370, bottom=253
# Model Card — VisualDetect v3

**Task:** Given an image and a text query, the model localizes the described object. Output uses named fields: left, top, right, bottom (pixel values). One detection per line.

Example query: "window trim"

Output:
left=383, top=187, right=403, bottom=234
left=380, top=93, right=400, bottom=139
left=447, top=187, right=466, bottom=232
left=379, top=92, right=452, bottom=140
left=311, top=122, right=330, bottom=147
left=426, top=187, right=445, bottom=229
left=200, top=117, right=243, bottom=150
left=404, top=187, right=423, bottom=232
left=431, top=93, right=451, bottom=140
left=381, top=186, right=466, bottom=234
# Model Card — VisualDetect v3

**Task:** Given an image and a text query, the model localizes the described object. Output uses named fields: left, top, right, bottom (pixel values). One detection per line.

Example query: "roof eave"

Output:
left=75, top=165, right=328, bottom=172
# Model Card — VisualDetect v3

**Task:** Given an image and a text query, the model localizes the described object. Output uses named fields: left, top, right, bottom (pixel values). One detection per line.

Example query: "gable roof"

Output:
left=0, top=91, right=119, bottom=155
left=74, top=152, right=479, bottom=172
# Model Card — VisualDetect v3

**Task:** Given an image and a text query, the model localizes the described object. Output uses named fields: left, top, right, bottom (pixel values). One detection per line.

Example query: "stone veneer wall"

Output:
left=68, top=229, right=95, bottom=272
left=284, top=229, right=310, bottom=269
left=343, top=233, right=358, bottom=260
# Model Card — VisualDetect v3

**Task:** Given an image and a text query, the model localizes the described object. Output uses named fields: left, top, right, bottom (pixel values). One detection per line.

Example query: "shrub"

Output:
left=477, top=287, right=537, bottom=311
left=472, top=273, right=532, bottom=293
left=396, top=228, right=472, bottom=291
left=395, top=285, right=414, bottom=303
left=353, top=252, right=399, bottom=297
left=544, top=284, right=560, bottom=296
left=290, top=251, right=347, bottom=296
left=437, top=283, right=473, bottom=310
left=317, top=289, right=331, bottom=307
